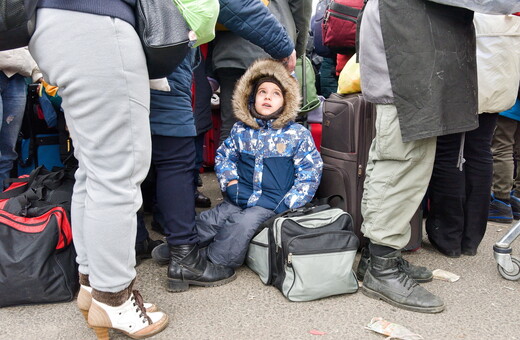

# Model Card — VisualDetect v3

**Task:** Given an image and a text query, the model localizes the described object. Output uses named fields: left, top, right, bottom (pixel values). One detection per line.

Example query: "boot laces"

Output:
left=396, top=260, right=418, bottom=289
left=397, top=257, right=412, bottom=271
left=131, top=290, right=152, bottom=325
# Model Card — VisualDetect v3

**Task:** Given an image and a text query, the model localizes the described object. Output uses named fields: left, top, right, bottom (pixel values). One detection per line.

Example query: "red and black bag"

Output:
left=322, top=0, right=364, bottom=54
left=0, top=166, right=78, bottom=307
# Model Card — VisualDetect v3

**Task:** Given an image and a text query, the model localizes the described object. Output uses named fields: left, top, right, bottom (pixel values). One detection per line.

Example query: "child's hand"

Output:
left=227, top=180, right=238, bottom=187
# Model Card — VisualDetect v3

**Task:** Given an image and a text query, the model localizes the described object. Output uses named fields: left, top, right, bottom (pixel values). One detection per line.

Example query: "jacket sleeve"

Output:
left=215, top=124, right=240, bottom=191
left=283, top=129, right=323, bottom=209
left=217, top=0, right=295, bottom=59
left=289, top=0, right=313, bottom=57
left=428, top=0, right=520, bottom=14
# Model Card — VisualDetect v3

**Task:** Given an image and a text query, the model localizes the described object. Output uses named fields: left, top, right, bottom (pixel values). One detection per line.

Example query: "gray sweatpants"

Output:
left=29, top=9, right=151, bottom=292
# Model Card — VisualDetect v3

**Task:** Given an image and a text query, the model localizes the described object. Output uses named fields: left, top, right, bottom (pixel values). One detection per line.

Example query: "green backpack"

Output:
left=295, top=55, right=321, bottom=115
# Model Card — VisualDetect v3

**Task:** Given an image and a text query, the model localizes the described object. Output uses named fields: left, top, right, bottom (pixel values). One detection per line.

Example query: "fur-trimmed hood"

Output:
left=232, top=59, right=301, bottom=129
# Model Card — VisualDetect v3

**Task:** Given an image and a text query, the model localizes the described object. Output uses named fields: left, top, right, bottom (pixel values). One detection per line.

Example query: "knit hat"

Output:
left=254, top=76, right=285, bottom=97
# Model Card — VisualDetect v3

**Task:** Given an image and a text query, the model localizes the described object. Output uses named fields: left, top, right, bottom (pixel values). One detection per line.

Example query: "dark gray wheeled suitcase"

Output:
left=316, top=92, right=422, bottom=250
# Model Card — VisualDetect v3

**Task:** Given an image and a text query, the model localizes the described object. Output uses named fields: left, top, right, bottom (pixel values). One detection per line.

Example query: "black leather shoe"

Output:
left=135, top=238, right=164, bottom=265
left=195, top=190, right=211, bottom=208
left=151, top=243, right=170, bottom=265
left=196, top=173, right=203, bottom=187
left=362, top=250, right=445, bottom=313
left=356, top=247, right=433, bottom=282
left=167, top=244, right=236, bottom=292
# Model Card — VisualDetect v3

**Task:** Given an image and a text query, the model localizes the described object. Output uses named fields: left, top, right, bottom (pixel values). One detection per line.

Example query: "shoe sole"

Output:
left=167, top=273, right=237, bottom=292
left=110, top=314, right=169, bottom=340
left=358, top=273, right=433, bottom=284
left=488, top=217, right=513, bottom=224
left=362, top=286, right=445, bottom=314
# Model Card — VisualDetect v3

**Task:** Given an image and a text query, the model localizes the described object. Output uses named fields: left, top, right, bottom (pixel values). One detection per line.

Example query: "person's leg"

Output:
left=152, top=135, right=198, bottom=245
left=135, top=209, right=163, bottom=265
left=0, top=73, right=26, bottom=187
left=151, top=200, right=240, bottom=264
left=360, top=104, right=443, bottom=314
left=215, top=68, right=245, bottom=144
left=193, top=132, right=211, bottom=207
left=361, top=104, right=436, bottom=249
left=151, top=135, right=235, bottom=291
left=461, top=113, right=497, bottom=255
left=490, top=116, right=516, bottom=222
left=30, top=8, right=167, bottom=336
left=31, top=8, right=150, bottom=292
left=207, top=205, right=276, bottom=268
left=510, top=123, right=520, bottom=218
left=425, top=132, right=465, bottom=257
left=196, top=200, right=242, bottom=246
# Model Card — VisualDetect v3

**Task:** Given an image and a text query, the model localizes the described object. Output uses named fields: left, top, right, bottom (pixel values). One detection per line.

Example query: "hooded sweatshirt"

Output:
left=215, top=59, right=323, bottom=213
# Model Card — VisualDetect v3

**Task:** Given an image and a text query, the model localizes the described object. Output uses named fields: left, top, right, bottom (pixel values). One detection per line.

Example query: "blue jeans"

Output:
left=0, top=72, right=26, bottom=188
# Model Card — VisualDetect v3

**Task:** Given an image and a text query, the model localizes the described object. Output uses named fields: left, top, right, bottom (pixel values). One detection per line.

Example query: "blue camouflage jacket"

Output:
left=215, top=59, right=323, bottom=213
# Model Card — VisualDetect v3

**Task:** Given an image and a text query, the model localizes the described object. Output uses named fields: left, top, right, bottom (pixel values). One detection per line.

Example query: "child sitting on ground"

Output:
left=197, top=59, right=323, bottom=268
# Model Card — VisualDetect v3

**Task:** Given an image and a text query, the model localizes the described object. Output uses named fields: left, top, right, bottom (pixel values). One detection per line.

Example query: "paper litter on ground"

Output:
left=432, top=269, right=460, bottom=282
left=366, top=317, right=423, bottom=340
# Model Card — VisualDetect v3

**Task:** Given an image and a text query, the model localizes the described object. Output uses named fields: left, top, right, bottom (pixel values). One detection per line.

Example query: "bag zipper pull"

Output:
left=287, top=253, right=293, bottom=266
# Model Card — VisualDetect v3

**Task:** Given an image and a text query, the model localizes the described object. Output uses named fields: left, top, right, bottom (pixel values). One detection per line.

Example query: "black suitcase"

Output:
left=316, top=93, right=422, bottom=250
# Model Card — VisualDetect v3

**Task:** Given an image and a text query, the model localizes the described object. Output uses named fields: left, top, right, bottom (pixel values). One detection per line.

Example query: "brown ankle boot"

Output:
left=77, top=276, right=159, bottom=337
left=88, top=286, right=168, bottom=340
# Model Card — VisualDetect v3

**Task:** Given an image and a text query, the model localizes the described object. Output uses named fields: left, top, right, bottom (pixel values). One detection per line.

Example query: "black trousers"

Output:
left=152, top=135, right=199, bottom=245
left=215, top=68, right=246, bottom=144
left=426, top=113, right=497, bottom=254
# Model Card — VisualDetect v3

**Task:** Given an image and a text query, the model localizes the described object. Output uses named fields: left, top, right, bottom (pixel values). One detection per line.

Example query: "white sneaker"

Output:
left=87, top=290, right=168, bottom=339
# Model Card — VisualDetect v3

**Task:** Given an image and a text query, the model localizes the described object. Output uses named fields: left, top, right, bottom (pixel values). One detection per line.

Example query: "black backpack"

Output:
left=0, top=0, right=39, bottom=51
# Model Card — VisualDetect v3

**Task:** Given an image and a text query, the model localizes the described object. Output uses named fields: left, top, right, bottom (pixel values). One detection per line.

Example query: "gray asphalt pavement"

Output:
left=1, top=171, right=519, bottom=340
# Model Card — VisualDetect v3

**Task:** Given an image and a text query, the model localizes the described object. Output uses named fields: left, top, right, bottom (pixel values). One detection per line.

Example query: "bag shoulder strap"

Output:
left=329, top=1, right=361, bottom=18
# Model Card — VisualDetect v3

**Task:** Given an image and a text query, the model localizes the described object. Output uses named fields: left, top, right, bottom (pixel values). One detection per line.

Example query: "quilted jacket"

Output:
left=215, top=59, right=322, bottom=213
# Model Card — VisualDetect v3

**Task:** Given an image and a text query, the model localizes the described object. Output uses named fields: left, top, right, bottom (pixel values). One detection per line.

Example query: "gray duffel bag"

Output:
left=246, top=205, right=359, bottom=302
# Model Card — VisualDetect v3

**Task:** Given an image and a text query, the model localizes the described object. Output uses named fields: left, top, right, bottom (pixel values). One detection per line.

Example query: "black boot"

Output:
left=362, top=251, right=445, bottom=313
left=135, top=238, right=164, bottom=265
left=356, top=247, right=433, bottom=282
left=167, top=244, right=236, bottom=292
left=195, top=190, right=211, bottom=208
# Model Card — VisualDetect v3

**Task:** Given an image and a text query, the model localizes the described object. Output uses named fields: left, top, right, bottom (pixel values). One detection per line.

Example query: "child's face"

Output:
left=254, top=81, right=284, bottom=116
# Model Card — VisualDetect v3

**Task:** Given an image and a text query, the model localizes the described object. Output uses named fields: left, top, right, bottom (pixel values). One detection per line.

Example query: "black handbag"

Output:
left=0, top=166, right=78, bottom=307
left=0, top=0, right=39, bottom=51
left=135, top=0, right=191, bottom=79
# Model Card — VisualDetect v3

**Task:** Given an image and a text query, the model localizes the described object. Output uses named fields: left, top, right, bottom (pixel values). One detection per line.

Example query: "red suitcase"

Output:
left=308, top=123, right=322, bottom=152
left=202, top=108, right=221, bottom=169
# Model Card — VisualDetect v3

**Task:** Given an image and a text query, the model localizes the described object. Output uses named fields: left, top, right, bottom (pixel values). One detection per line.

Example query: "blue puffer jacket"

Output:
left=149, top=49, right=196, bottom=137
left=216, top=0, right=295, bottom=60
left=215, top=60, right=323, bottom=213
